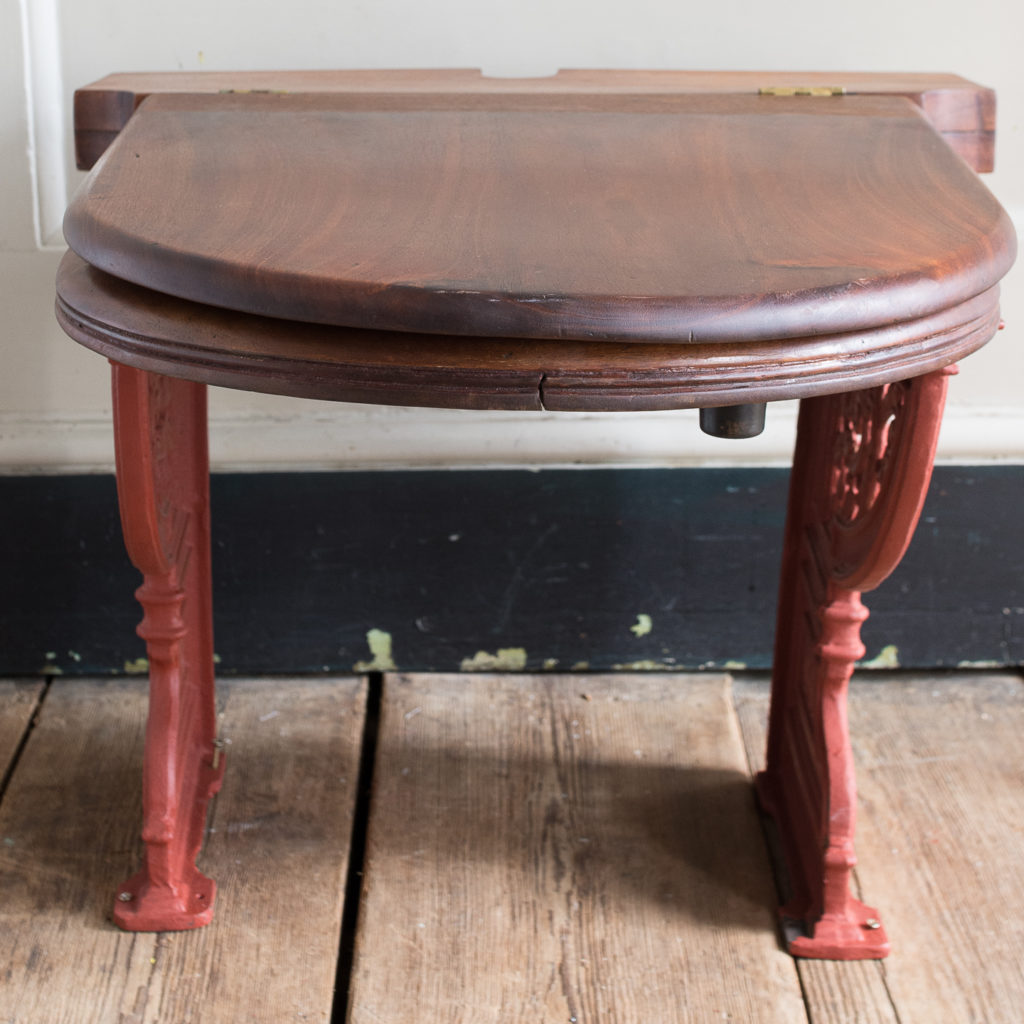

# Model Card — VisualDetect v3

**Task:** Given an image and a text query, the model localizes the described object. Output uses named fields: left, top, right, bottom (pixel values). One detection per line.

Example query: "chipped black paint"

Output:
left=1, top=468, right=1020, bottom=676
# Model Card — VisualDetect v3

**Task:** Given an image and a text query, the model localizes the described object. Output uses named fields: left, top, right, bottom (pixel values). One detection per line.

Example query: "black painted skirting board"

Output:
left=1, top=467, right=1021, bottom=677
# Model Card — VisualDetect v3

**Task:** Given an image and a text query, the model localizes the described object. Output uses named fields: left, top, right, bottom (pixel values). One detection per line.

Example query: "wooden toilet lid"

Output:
left=63, top=89, right=1015, bottom=346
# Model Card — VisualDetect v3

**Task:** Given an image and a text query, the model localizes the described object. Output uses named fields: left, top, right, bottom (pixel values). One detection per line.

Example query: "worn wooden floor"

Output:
left=0, top=671, right=1022, bottom=1023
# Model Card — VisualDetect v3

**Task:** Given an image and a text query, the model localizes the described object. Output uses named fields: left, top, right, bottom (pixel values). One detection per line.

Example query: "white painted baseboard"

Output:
left=1, top=402, right=1020, bottom=474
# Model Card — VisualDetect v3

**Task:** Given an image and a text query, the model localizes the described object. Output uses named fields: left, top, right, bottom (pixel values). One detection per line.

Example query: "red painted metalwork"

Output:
left=110, top=363, right=225, bottom=930
left=103, top=361, right=950, bottom=950
left=758, top=368, right=951, bottom=958
left=57, top=72, right=1011, bottom=951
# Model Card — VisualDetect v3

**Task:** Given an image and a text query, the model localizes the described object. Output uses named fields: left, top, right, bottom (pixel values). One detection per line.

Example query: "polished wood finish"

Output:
left=53, top=68, right=1017, bottom=958
left=57, top=253, right=1001, bottom=412
left=73, top=68, right=998, bottom=172
left=64, top=92, right=1014, bottom=345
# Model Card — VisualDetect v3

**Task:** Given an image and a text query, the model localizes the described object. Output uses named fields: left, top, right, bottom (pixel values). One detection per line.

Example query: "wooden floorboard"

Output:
left=732, top=679, right=899, bottom=1024
left=3, top=671, right=1024, bottom=1022
left=348, top=673, right=806, bottom=1023
left=735, top=672, right=1024, bottom=1024
left=0, top=679, right=45, bottom=780
left=0, top=676, right=365, bottom=1024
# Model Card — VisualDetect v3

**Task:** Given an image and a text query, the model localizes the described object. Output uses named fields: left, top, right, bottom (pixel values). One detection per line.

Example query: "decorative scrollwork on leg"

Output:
left=830, top=380, right=910, bottom=528
left=110, top=363, right=224, bottom=931
left=759, top=368, right=951, bottom=959
left=830, top=370, right=952, bottom=589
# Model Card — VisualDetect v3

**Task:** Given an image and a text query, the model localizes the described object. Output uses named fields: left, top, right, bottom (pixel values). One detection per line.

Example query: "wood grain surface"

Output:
left=0, top=676, right=365, bottom=1024
left=0, top=680, right=44, bottom=777
left=348, top=673, right=805, bottom=1023
left=2, top=672, right=1022, bottom=1021
left=734, top=681, right=900, bottom=1019
left=72, top=69, right=997, bottom=173
left=735, top=674, right=1024, bottom=1024
left=64, top=92, right=1014, bottom=347
left=56, top=252, right=1003, bottom=411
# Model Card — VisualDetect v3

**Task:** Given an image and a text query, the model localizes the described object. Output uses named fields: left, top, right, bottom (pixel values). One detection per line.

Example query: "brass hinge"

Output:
left=758, top=85, right=846, bottom=97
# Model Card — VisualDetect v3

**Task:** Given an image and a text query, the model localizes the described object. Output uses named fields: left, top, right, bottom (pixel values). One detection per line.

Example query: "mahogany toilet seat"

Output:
left=55, top=69, right=1016, bottom=958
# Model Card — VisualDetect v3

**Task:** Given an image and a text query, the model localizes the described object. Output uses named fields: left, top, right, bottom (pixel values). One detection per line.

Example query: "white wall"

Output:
left=4, top=0, right=1022, bottom=472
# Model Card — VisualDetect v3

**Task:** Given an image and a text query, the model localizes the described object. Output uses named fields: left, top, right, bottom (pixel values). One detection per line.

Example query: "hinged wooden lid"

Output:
left=64, top=86, right=1014, bottom=346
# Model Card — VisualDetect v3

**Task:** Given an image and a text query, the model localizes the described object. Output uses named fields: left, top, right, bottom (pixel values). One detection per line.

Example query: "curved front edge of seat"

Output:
left=56, top=251, right=1004, bottom=414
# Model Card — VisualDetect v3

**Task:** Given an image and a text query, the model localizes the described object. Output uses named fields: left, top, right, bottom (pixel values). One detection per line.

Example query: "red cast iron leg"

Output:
left=110, top=362, right=225, bottom=931
left=759, top=369, right=952, bottom=959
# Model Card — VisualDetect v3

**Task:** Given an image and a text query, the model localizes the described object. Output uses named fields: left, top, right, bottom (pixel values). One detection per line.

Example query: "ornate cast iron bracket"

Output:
left=758, top=368, right=952, bottom=958
left=110, top=363, right=225, bottom=930
left=104, top=358, right=952, bottom=952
